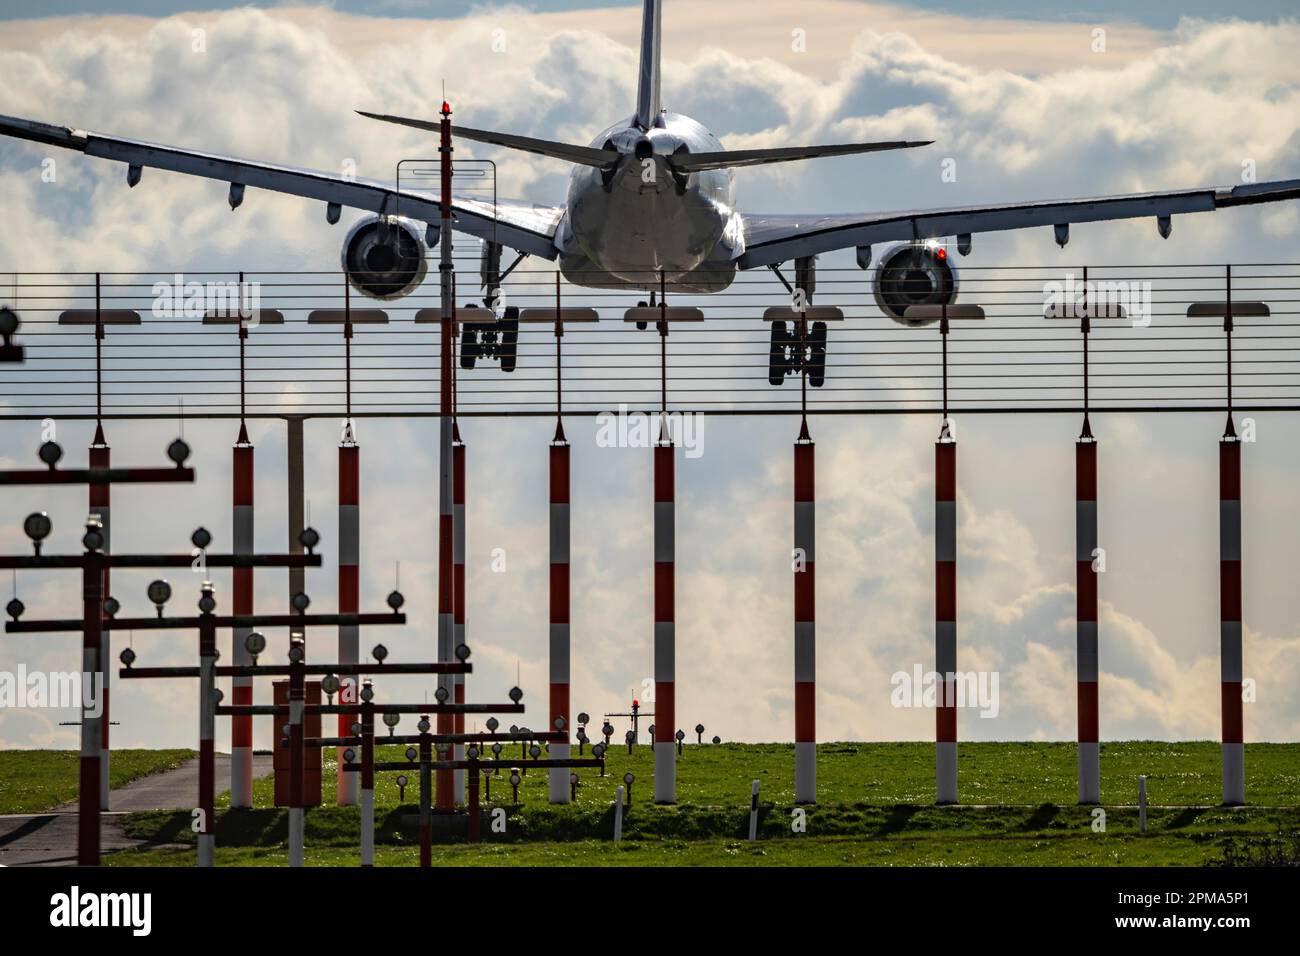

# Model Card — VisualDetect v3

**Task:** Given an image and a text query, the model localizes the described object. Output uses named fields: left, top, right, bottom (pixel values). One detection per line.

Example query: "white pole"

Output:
left=748, top=780, right=760, bottom=841
left=360, top=788, right=375, bottom=866
left=613, top=785, right=624, bottom=843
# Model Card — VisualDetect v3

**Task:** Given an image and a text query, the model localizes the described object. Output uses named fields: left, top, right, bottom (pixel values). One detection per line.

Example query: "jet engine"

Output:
left=871, top=241, right=960, bottom=325
left=340, top=215, right=429, bottom=300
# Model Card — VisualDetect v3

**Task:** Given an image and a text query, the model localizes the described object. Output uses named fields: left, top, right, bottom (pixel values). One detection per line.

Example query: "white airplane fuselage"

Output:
left=559, top=111, right=743, bottom=293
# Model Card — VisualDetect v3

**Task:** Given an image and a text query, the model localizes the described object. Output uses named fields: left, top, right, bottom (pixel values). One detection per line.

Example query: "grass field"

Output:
left=98, top=741, right=1300, bottom=866
left=0, top=749, right=195, bottom=814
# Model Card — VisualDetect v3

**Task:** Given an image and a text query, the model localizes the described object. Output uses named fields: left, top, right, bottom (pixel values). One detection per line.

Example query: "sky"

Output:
left=0, top=1, right=1298, bottom=754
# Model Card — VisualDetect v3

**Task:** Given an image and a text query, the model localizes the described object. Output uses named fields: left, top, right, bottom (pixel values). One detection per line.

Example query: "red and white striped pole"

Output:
left=337, top=440, right=360, bottom=805
left=231, top=425, right=255, bottom=807
left=794, top=429, right=816, bottom=804
left=1076, top=432, right=1100, bottom=804
left=89, top=424, right=111, bottom=810
left=435, top=99, right=456, bottom=811
left=653, top=423, right=676, bottom=804
left=452, top=426, right=467, bottom=805
left=549, top=425, right=571, bottom=803
left=1220, top=424, right=1244, bottom=805
left=935, top=434, right=958, bottom=804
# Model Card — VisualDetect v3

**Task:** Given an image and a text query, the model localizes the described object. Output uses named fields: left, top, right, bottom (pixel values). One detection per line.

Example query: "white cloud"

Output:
left=0, top=6, right=1297, bottom=751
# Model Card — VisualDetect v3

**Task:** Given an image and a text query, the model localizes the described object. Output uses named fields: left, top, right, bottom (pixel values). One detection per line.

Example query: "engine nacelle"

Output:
left=340, top=215, right=429, bottom=300
left=872, top=241, right=960, bottom=325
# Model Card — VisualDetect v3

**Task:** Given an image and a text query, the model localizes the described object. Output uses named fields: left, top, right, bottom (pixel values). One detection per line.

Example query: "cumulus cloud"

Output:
left=0, top=5, right=1297, bottom=750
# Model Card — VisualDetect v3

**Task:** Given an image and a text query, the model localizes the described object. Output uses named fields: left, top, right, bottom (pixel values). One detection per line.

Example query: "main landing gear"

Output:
left=768, top=320, right=827, bottom=387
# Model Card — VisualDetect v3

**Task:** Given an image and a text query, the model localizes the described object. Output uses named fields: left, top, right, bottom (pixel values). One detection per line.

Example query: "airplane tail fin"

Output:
left=635, top=0, right=662, bottom=130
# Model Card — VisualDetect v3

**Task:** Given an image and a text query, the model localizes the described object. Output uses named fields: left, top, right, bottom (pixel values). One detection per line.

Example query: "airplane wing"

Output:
left=737, top=179, right=1300, bottom=268
left=0, top=114, right=564, bottom=259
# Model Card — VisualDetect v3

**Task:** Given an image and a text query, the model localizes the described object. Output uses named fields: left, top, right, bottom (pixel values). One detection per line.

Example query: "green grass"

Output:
left=105, top=741, right=1300, bottom=867
left=226, top=740, right=1300, bottom=810
left=0, top=749, right=195, bottom=814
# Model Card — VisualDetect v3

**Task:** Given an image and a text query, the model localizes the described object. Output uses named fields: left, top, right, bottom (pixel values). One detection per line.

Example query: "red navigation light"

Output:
left=441, top=101, right=452, bottom=116
left=936, top=247, right=947, bottom=260
left=632, top=699, right=639, bottom=708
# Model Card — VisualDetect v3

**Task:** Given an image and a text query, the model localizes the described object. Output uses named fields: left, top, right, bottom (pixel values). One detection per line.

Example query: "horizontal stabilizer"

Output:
left=675, top=140, right=932, bottom=172
left=357, top=110, right=620, bottom=168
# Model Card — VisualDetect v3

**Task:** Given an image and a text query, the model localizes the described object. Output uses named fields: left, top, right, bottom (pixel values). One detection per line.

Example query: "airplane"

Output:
left=2, top=0, right=1298, bottom=382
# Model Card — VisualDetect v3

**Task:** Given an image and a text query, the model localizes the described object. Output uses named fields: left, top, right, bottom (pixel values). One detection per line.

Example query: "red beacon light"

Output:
left=936, top=246, right=948, bottom=260
left=632, top=699, right=639, bottom=708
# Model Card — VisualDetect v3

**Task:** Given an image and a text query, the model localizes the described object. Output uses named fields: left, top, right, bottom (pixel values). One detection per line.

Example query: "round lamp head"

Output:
left=485, top=717, right=499, bottom=732
left=343, top=748, right=356, bottom=764
left=197, top=584, right=216, bottom=614
left=321, top=674, right=341, bottom=696
left=147, top=579, right=172, bottom=608
left=287, top=641, right=304, bottom=664
left=6, top=597, right=24, bottom=621
left=602, top=723, right=614, bottom=736
left=405, top=747, right=417, bottom=762
left=190, top=527, right=212, bottom=551
left=570, top=772, right=578, bottom=785
left=386, top=590, right=404, bottom=611
left=350, top=721, right=362, bottom=736
left=577, top=712, right=590, bottom=725
left=529, top=744, right=541, bottom=759
left=37, top=442, right=62, bottom=468
left=291, top=591, right=311, bottom=612
left=467, top=745, right=479, bottom=760
left=509, top=771, right=521, bottom=786
left=491, top=743, right=502, bottom=756
left=0, top=306, right=18, bottom=336
left=396, top=774, right=409, bottom=788
left=434, top=686, right=448, bottom=704
left=695, top=723, right=704, bottom=734
left=298, top=526, right=320, bottom=551
left=625, top=730, right=635, bottom=742
left=119, top=646, right=136, bottom=668
left=82, top=522, right=104, bottom=553
left=454, top=643, right=471, bottom=661
left=508, top=686, right=523, bottom=703
left=712, top=736, right=721, bottom=745
left=383, top=712, right=400, bottom=729
left=417, top=716, right=431, bottom=733
left=592, top=743, right=605, bottom=758
left=102, top=596, right=120, bottom=619
left=244, top=631, right=267, bottom=657
left=359, top=684, right=374, bottom=703
left=624, top=772, right=635, bottom=785
left=166, top=438, right=191, bottom=466
left=675, top=729, right=685, bottom=741
left=371, top=643, right=388, bottom=663
left=553, top=716, right=566, bottom=731
left=23, top=511, right=52, bottom=545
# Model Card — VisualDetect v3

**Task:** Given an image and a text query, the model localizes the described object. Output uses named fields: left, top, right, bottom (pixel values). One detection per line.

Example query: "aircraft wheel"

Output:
left=768, top=320, right=789, bottom=386
left=499, top=307, right=519, bottom=373
left=460, top=327, right=479, bottom=370
left=809, top=321, right=827, bottom=388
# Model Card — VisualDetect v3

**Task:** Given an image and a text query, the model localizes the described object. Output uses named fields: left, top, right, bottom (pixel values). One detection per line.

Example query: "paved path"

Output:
left=0, top=754, right=273, bottom=867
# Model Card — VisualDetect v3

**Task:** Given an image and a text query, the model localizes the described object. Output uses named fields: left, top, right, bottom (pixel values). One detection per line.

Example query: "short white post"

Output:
left=1138, top=775, right=1147, bottom=835
left=613, top=785, right=625, bottom=843
left=748, top=780, right=760, bottom=841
